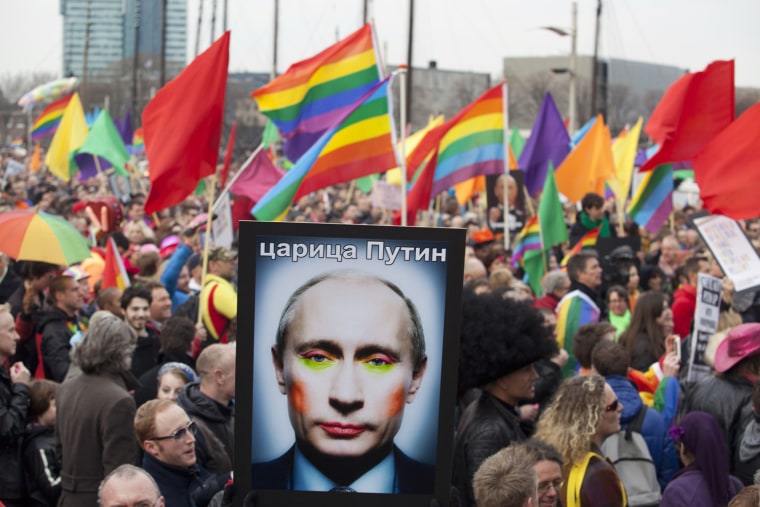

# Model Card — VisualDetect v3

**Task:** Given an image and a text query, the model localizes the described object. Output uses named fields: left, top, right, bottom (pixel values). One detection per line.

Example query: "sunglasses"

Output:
left=605, top=399, right=619, bottom=412
left=150, top=420, right=197, bottom=441
left=537, top=479, right=564, bottom=494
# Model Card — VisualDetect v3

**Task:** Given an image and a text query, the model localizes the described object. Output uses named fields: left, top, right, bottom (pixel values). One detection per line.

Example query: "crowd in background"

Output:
left=2, top=144, right=760, bottom=507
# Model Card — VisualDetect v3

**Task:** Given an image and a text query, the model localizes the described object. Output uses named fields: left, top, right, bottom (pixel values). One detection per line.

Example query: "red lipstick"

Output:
left=320, top=422, right=365, bottom=437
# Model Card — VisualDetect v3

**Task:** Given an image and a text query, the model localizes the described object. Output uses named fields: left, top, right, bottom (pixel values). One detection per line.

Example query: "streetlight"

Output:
left=541, top=1, right=577, bottom=134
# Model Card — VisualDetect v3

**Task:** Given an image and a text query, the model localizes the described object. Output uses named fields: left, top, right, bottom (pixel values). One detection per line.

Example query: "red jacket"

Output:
left=672, top=284, right=697, bottom=338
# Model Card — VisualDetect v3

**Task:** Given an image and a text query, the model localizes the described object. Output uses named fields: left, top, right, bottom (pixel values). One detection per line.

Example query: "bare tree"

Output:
left=736, top=88, right=760, bottom=117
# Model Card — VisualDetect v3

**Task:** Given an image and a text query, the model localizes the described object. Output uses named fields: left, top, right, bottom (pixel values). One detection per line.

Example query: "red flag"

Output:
left=102, top=237, right=130, bottom=290
left=640, top=60, right=734, bottom=171
left=693, top=103, right=760, bottom=219
left=229, top=148, right=285, bottom=203
left=394, top=154, right=437, bottom=226
left=142, top=31, right=230, bottom=214
left=219, top=120, right=237, bottom=189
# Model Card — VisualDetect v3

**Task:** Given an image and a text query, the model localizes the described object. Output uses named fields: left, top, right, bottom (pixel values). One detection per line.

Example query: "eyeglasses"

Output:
left=605, top=399, right=619, bottom=412
left=537, top=479, right=564, bottom=494
left=149, top=420, right=197, bottom=441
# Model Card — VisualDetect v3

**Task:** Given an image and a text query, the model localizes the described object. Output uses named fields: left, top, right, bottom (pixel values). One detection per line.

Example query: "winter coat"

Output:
left=130, top=325, right=161, bottom=379
left=606, top=374, right=679, bottom=489
left=735, top=415, right=760, bottom=485
left=142, top=452, right=229, bottom=507
left=22, top=424, right=60, bottom=506
left=0, top=365, right=30, bottom=502
left=55, top=370, right=141, bottom=507
left=37, top=307, right=80, bottom=382
left=682, top=372, right=753, bottom=469
left=660, top=466, right=743, bottom=507
left=177, top=383, right=234, bottom=474
left=452, top=391, right=531, bottom=507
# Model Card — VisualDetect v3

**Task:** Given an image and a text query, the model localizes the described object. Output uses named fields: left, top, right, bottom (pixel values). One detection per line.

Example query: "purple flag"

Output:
left=518, top=92, right=571, bottom=196
left=116, top=110, right=133, bottom=147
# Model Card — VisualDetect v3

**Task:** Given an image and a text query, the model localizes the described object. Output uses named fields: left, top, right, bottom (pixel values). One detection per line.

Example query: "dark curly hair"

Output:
left=458, top=288, right=557, bottom=395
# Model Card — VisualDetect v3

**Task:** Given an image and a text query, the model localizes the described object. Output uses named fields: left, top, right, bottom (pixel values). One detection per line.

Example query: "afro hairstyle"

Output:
left=458, top=288, right=557, bottom=395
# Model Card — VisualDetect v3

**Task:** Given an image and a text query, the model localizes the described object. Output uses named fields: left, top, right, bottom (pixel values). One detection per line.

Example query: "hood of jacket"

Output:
left=177, top=382, right=232, bottom=423
left=606, top=374, right=644, bottom=424
left=740, top=419, right=760, bottom=462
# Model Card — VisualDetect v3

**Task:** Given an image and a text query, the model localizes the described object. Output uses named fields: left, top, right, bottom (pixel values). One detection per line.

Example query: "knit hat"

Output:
left=457, top=290, right=557, bottom=394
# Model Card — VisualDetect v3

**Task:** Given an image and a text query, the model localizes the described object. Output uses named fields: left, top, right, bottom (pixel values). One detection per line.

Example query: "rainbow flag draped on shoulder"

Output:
left=251, top=23, right=382, bottom=162
left=510, top=216, right=541, bottom=268
left=30, top=94, right=73, bottom=142
left=556, top=289, right=601, bottom=377
left=252, top=75, right=398, bottom=221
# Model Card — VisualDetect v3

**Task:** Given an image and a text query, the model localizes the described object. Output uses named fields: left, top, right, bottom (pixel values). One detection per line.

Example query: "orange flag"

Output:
left=29, top=143, right=41, bottom=171
left=554, top=114, right=614, bottom=203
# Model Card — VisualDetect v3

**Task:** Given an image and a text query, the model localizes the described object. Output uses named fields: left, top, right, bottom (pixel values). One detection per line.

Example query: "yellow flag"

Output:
left=554, top=114, right=615, bottom=203
left=29, top=143, right=41, bottom=172
left=44, top=92, right=88, bottom=181
left=385, top=115, right=444, bottom=185
left=609, top=117, right=643, bottom=206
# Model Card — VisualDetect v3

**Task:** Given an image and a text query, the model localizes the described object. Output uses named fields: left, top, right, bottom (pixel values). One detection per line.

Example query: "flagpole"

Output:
left=398, top=65, right=408, bottom=226
left=501, top=80, right=510, bottom=251
left=212, top=143, right=263, bottom=210
left=198, top=172, right=218, bottom=328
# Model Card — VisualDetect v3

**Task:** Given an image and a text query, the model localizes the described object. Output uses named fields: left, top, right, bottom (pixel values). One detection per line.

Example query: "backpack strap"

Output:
left=625, top=405, right=648, bottom=441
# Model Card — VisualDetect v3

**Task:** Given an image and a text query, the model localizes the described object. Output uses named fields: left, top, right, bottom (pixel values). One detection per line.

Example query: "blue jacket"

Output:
left=161, top=243, right=192, bottom=311
left=606, top=374, right=679, bottom=490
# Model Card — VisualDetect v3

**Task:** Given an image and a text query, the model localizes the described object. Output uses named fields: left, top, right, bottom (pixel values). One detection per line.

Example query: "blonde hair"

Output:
left=473, top=443, right=537, bottom=507
left=535, top=374, right=606, bottom=467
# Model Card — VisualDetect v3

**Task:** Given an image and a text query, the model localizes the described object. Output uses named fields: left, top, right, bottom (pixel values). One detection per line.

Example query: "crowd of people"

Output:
left=2, top=145, right=760, bottom=507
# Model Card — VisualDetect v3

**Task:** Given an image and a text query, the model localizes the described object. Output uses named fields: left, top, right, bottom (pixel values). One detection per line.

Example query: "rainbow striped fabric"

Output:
left=102, top=237, right=130, bottom=290
left=131, top=128, right=144, bottom=154
left=407, top=83, right=506, bottom=195
left=252, top=76, right=398, bottom=221
left=561, top=227, right=600, bottom=266
left=510, top=216, right=541, bottom=268
left=556, top=289, right=601, bottom=377
left=251, top=23, right=381, bottom=162
left=30, top=95, right=73, bottom=141
left=628, top=164, right=673, bottom=234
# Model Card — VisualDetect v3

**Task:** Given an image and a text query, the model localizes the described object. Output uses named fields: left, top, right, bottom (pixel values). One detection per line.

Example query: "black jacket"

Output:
left=38, top=307, right=79, bottom=382
left=177, top=383, right=234, bottom=474
left=683, top=371, right=753, bottom=470
left=0, top=268, right=22, bottom=305
left=0, top=365, right=31, bottom=502
left=142, top=452, right=228, bottom=507
left=130, top=325, right=161, bottom=380
left=22, top=424, right=61, bottom=507
left=452, top=391, right=531, bottom=507
left=251, top=445, right=434, bottom=493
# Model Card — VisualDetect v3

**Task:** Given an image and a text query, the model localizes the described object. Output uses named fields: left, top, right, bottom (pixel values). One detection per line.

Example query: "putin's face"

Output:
left=273, top=278, right=426, bottom=460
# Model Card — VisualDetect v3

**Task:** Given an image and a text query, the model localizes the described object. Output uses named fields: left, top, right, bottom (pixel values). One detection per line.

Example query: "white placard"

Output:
left=694, top=214, right=760, bottom=293
left=687, top=273, right=722, bottom=382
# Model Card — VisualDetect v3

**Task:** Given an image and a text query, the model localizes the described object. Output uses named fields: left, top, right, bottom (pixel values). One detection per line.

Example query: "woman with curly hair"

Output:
left=534, top=374, right=627, bottom=507
left=618, top=291, right=674, bottom=371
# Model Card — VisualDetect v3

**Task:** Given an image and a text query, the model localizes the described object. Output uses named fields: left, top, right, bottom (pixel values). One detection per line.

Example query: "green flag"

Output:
left=523, top=250, right=545, bottom=296
left=537, top=162, right=568, bottom=249
left=73, top=110, right=129, bottom=176
left=262, top=119, right=279, bottom=149
left=510, top=128, right=526, bottom=160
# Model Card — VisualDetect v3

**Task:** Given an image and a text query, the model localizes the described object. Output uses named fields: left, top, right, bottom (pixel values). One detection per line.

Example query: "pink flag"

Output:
left=229, top=149, right=285, bottom=203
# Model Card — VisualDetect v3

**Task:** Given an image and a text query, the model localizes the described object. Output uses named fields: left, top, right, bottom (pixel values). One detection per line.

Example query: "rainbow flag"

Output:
left=561, top=227, right=600, bottom=266
left=131, top=127, right=144, bottom=154
left=556, top=289, right=601, bottom=377
left=30, top=95, right=73, bottom=142
left=510, top=216, right=541, bottom=268
left=406, top=83, right=506, bottom=195
left=253, top=76, right=398, bottom=221
left=102, top=237, right=130, bottom=290
left=252, top=23, right=381, bottom=162
left=628, top=164, right=673, bottom=234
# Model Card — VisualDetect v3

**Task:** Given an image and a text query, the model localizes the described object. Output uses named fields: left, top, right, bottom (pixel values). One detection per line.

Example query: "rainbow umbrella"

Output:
left=0, top=210, right=91, bottom=266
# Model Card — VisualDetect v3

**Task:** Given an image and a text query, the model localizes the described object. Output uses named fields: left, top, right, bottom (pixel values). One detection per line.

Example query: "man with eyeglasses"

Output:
left=98, top=464, right=164, bottom=507
left=522, top=440, right=565, bottom=507
left=135, top=399, right=230, bottom=506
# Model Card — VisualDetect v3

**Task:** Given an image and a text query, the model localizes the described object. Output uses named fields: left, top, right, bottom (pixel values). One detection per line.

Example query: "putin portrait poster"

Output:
left=234, top=221, right=465, bottom=507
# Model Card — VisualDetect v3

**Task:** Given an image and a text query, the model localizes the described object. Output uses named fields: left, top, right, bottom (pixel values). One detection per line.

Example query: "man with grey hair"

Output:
left=533, top=270, right=571, bottom=312
left=252, top=270, right=433, bottom=494
left=98, top=464, right=165, bottom=507
left=55, top=311, right=140, bottom=506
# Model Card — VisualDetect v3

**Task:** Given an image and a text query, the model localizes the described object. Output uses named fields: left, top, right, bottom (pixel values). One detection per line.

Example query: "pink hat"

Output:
left=714, top=323, right=760, bottom=373
left=159, top=235, right=181, bottom=259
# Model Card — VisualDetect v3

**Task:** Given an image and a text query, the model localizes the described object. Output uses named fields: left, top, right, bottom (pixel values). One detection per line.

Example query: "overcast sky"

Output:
left=2, top=0, right=759, bottom=88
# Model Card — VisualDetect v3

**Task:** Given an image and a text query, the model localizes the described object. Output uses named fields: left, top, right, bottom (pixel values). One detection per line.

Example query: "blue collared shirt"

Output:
left=292, top=446, right=396, bottom=493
